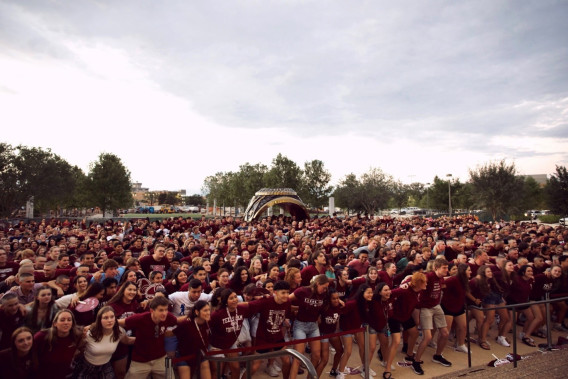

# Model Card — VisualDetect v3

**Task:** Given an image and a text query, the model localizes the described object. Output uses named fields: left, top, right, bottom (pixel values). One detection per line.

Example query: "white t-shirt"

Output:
left=84, top=327, right=126, bottom=366
left=168, top=291, right=213, bottom=316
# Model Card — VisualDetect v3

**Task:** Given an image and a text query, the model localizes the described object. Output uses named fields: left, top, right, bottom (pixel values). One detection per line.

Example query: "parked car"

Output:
left=560, top=217, right=567, bottom=226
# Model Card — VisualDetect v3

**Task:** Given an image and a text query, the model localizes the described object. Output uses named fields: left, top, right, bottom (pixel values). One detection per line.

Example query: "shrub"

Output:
left=538, top=214, right=561, bottom=224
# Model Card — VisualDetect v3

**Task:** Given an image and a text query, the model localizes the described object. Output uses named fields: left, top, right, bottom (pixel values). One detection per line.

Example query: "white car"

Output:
left=560, top=217, right=567, bottom=226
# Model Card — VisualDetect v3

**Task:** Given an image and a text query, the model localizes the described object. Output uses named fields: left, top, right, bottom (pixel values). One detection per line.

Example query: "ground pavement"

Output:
left=250, top=328, right=567, bottom=378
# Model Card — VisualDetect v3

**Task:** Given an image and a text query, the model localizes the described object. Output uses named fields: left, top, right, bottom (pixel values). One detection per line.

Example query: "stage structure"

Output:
left=243, top=188, right=309, bottom=222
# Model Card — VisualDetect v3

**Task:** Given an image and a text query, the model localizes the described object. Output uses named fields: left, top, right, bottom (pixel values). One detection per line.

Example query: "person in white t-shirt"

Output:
left=72, top=306, right=134, bottom=378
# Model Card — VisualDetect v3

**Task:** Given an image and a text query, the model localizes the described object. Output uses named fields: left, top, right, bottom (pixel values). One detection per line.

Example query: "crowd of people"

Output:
left=0, top=214, right=567, bottom=379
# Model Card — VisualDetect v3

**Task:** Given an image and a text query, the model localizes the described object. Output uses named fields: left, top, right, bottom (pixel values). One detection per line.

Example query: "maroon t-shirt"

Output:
left=124, top=311, right=177, bottom=362
left=247, top=297, right=291, bottom=345
left=417, top=271, right=443, bottom=309
left=209, top=304, right=250, bottom=349
left=0, top=309, right=25, bottom=349
left=0, top=262, right=19, bottom=282
left=440, top=276, right=466, bottom=313
left=530, top=273, right=553, bottom=301
left=34, top=331, right=77, bottom=379
left=391, top=287, right=420, bottom=322
left=109, top=300, right=140, bottom=320
left=300, top=265, right=324, bottom=286
left=377, top=271, right=394, bottom=289
left=332, top=279, right=349, bottom=300
left=292, top=286, right=326, bottom=323
left=339, top=300, right=362, bottom=332
left=508, top=276, right=532, bottom=304
left=369, top=299, right=391, bottom=332
left=173, top=318, right=210, bottom=362
left=139, top=255, right=170, bottom=276
left=319, top=304, right=344, bottom=335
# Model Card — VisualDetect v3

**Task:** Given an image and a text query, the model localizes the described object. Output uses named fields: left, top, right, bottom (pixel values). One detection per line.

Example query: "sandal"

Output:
left=532, top=331, right=546, bottom=339
left=522, top=337, right=536, bottom=347
left=479, top=341, right=491, bottom=350
left=383, top=372, right=392, bottom=379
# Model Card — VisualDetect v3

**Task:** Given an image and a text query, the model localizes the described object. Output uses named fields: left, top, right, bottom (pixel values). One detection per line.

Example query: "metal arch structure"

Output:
left=243, top=188, right=309, bottom=222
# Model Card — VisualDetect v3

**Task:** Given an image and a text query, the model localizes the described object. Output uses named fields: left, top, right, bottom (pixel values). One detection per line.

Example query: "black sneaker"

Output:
left=404, top=355, right=415, bottom=362
left=329, top=369, right=338, bottom=377
left=402, top=342, right=408, bottom=354
left=432, top=354, right=452, bottom=367
left=412, top=361, right=424, bottom=375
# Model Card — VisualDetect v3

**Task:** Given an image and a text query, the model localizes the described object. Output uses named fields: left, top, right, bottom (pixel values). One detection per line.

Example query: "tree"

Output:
left=390, top=181, right=409, bottom=210
left=86, top=153, right=132, bottom=215
left=358, top=168, right=393, bottom=214
left=0, top=143, right=25, bottom=217
left=263, top=154, right=303, bottom=190
left=469, top=160, right=524, bottom=220
left=234, top=163, right=267, bottom=207
left=184, top=194, right=205, bottom=206
left=334, top=173, right=361, bottom=214
left=0, top=143, right=83, bottom=217
left=301, top=160, right=333, bottom=208
left=546, top=165, right=568, bottom=215
left=520, top=176, right=544, bottom=211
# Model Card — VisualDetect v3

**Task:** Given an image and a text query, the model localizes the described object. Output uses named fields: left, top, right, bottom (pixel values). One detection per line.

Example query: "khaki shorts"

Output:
left=419, top=304, right=447, bottom=330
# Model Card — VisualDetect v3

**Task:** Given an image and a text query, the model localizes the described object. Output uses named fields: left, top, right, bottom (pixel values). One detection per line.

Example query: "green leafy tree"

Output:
left=334, top=173, right=361, bottom=213
left=234, top=163, right=267, bottom=207
left=469, top=160, right=524, bottom=220
left=520, top=176, right=544, bottom=211
left=425, top=176, right=450, bottom=211
left=263, top=154, right=303, bottom=190
left=301, top=160, right=333, bottom=208
left=546, top=165, right=568, bottom=215
left=0, top=143, right=25, bottom=217
left=184, top=194, right=205, bottom=206
left=358, top=168, right=393, bottom=214
left=390, top=181, right=409, bottom=210
left=87, top=153, right=132, bottom=215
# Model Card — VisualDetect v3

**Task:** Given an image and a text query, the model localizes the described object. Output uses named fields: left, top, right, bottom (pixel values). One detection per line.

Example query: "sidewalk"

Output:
left=251, top=329, right=566, bottom=378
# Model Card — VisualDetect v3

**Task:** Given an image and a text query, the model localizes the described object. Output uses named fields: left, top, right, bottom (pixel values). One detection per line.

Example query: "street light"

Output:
left=426, top=183, right=431, bottom=215
left=446, top=174, right=452, bottom=217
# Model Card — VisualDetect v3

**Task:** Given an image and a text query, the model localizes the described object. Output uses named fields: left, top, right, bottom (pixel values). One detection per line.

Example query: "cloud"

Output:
left=1, top=0, right=567, bottom=191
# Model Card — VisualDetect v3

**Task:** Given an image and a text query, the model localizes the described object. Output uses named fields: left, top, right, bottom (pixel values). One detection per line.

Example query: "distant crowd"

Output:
left=0, top=214, right=567, bottom=379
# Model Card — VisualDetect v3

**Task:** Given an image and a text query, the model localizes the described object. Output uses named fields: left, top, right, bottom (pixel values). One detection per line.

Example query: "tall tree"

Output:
left=469, top=160, right=524, bottom=220
left=263, top=154, right=303, bottom=190
left=301, top=160, right=333, bottom=208
left=87, top=153, right=132, bottom=215
left=334, top=173, right=361, bottom=214
left=390, top=181, right=409, bottom=210
left=0, top=143, right=25, bottom=217
left=520, top=176, right=544, bottom=211
left=358, top=168, right=393, bottom=214
left=184, top=194, right=205, bottom=206
left=546, top=165, right=568, bottom=215
left=234, top=163, right=267, bottom=207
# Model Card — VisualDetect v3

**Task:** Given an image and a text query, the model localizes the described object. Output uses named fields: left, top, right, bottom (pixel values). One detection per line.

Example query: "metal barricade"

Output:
left=466, top=294, right=568, bottom=368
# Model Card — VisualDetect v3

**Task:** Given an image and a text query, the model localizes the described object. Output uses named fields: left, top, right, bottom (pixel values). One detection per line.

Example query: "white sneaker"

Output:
left=369, top=368, right=377, bottom=376
left=496, top=335, right=510, bottom=347
left=380, top=361, right=396, bottom=370
left=265, top=364, right=279, bottom=377
left=455, top=344, right=469, bottom=353
left=336, top=373, right=345, bottom=379
left=427, top=340, right=437, bottom=348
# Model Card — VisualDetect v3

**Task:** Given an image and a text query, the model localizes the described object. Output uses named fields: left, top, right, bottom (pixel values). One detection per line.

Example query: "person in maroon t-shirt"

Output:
left=209, top=289, right=251, bottom=379
left=139, top=244, right=170, bottom=277
left=0, top=248, right=19, bottom=282
left=320, top=289, right=346, bottom=378
left=289, top=274, right=329, bottom=379
left=0, top=293, right=25, bottom=350
left=119, top=296, right=181, bottom=379
left=247, top=281, right=292, bottom=378
left=412, top=257, right=451, bottom=376
left=174, top=300, right=211, bottom=379
left=300, top=251, right=327, bottom=286
left=390, top=272, right=427, bottom=363
left=441, top=263, right=473, bottom=353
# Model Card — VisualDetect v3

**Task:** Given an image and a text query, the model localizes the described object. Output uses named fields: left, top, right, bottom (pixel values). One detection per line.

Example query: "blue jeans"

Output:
left=293, top=320, right=320, bottom=340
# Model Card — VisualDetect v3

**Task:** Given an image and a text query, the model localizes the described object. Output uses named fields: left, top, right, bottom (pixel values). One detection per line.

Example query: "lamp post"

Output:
left=426, top=183, right=431, bottom=215
left=446, top=174, right=452, bottom=217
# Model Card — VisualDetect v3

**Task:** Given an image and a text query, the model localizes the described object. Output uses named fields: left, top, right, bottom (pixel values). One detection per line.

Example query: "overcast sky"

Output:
left=1, top=0, right=567, bottom=194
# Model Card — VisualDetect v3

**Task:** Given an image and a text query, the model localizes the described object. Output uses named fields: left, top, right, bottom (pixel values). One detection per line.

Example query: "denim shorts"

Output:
left=483, top=292, right=504, bottom=305
left=165, top=335, right=178, bottom=353
left=293, top=320, right=320, bottom=340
